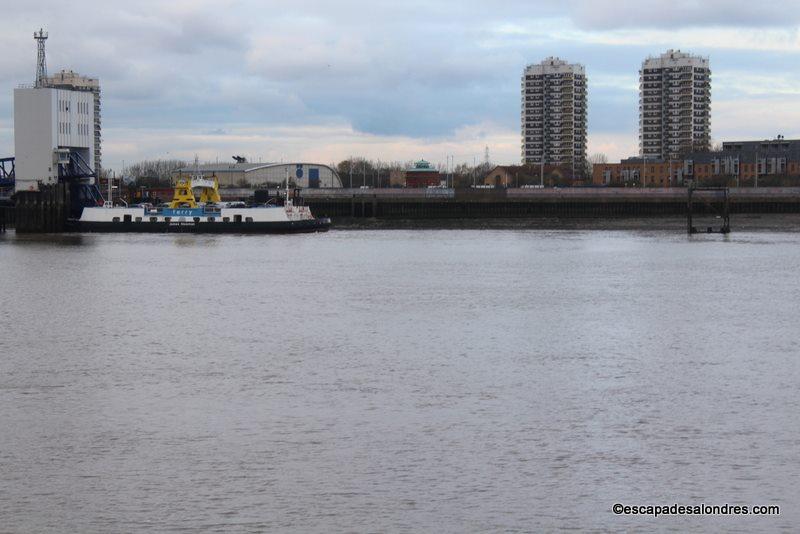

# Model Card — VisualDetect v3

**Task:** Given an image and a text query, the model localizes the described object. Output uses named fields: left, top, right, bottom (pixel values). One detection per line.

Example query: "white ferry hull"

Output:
left=70, top=217, right=331, bottom=233
left=76, top=203, right=330, bottom=234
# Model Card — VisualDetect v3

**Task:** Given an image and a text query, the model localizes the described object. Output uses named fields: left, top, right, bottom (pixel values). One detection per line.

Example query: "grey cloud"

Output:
left=566, top=0, right=800, bottom=30
left=1, top=0, right=799, bottom=163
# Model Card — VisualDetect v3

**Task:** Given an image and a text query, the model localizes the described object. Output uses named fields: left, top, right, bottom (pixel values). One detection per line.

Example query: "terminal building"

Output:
left=174, top=161, right=342, bottom=188
left=13, top=30, right=100, bottom=193
left=45, top=70, right=101, bottom=175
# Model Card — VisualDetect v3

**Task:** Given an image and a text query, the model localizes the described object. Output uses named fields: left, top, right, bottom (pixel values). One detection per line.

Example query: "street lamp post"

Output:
left=669, top=158, right=673, bottom=187
left=540, top=157, right=544, bottom=187
left=642, top=154, right=646, bottom=188
left=473, top=156, right=476, bottom=187
left=448, top=155, right=453, bottom=188
left=755, top=152, right=759, bottom=188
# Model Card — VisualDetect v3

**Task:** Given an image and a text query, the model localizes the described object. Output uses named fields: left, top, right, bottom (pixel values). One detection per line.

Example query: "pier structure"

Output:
left=0, top=157, right=14, bottom=197
left=687, top=185, right=730, bottom=234
left=0, top=201, right=7, bottom=232
left=13, top=183, right=69, bottom=232
left=0, top=157, right=15, bottom=232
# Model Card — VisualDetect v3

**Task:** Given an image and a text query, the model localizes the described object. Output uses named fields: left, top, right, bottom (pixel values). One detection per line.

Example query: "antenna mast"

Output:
left=34, top=28, right=48, bottom=88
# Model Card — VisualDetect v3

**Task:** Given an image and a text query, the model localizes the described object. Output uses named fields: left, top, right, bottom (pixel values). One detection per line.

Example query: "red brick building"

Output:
left=592, top=159, right=675, bottom=187
left=593, top=139, right=800, bottom=187
left=404, top=160, right=441, bottom=188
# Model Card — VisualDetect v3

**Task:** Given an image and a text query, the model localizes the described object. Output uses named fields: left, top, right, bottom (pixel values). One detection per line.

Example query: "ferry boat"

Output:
left=75, top=174, right=331, bottom=233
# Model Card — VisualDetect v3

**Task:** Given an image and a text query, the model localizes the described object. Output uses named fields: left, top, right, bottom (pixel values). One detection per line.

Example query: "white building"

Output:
left=640, top=49, right=711, bottom=161
left=46, top=70, right=101, bottom=175
left=521, top=57, right=587, bottom=177
left=14, top=86, right=95, bottom=192
left=175, top=162, right=343, bottom=188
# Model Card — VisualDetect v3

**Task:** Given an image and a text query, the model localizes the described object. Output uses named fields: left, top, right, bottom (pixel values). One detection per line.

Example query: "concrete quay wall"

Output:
left=301, top=187, right=800, bottom=219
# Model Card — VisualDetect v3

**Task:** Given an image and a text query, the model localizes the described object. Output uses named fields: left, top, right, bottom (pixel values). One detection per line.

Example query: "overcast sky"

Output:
left=1, top=0, right=799, bottom=171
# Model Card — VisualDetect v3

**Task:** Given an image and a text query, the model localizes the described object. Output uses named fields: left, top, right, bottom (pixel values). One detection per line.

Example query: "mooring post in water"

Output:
left=687, top=184, right=694, bottom=234
left=722, top=187, right=731, bottom=234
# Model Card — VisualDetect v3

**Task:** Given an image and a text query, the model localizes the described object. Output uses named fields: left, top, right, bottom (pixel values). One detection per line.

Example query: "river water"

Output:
left=1, top=229, right=798, bottom=532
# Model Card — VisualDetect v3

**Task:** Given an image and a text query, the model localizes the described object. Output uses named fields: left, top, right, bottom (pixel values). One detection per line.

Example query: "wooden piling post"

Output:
left=43, top=185, right=51, bottom=232
left=722, top=187, right=730, bottom=234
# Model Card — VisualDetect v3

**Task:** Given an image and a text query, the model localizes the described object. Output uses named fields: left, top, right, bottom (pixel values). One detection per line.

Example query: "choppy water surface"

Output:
left=1, top=229, right=798, bottom=532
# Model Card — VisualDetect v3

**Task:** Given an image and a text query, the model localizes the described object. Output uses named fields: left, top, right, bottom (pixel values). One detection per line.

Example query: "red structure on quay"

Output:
left=404, top=160, right=441, bottom=188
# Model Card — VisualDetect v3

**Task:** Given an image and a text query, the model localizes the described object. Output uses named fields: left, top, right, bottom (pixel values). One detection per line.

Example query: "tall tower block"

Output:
left=639, top=49, right=711, bottom=160
left=521, top=57, right=587, bottom=177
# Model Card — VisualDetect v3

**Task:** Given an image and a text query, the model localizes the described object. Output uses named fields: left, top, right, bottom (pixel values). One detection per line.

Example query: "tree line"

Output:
left=119, top=154, right=611, bottom=189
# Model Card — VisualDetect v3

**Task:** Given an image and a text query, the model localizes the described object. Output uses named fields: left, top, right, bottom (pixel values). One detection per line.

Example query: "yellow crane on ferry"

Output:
left=169, top=174, right=221, bottom=208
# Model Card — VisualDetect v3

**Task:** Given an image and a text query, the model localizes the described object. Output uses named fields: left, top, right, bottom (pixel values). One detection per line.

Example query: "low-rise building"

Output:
left=718, top=139, right=800, bottom=183
left=592, top=158, right=675, bottom=187
left=174, top=162, right=342, bottom=188
left=403, top=160, right=441, bottom=188
left=485, top=164, right=585, bottom=187
left=593, top=138, right=800, bottom=187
